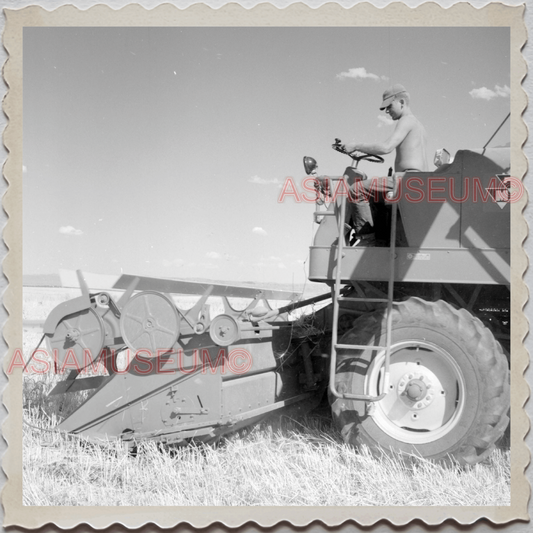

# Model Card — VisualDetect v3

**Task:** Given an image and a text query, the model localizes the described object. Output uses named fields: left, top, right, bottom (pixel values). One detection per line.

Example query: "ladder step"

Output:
left=314, top=211, right=335, bottom=216
left=329, top=196, right=398, bottom=401
left=335, top=343, right=386, bottom=351
left=338, top=296, right=388, bottom=303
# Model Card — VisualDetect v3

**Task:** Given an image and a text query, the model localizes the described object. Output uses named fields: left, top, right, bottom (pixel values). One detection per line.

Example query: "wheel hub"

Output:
left=397, top=371, right=436, bottom=410
left=143, top=318, right=156, bottom=330
left=65, top=328, right=81, bottom=342
left=405, top=379, right=427, bottom=401
left=363, top=339, right=468, bottom=444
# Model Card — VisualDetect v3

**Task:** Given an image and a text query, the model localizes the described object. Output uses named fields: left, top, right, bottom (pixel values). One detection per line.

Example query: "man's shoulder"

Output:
left=399, top=113, right=417, bottom=125
left=398, top=113, right=423, bottom=131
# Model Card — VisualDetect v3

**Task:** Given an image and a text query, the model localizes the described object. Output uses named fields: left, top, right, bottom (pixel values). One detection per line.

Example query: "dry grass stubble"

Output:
left=23, top=410, right=510, bottom=506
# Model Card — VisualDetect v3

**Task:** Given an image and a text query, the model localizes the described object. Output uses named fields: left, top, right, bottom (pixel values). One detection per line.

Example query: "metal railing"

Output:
left=328, top=178, right=399, bottom=402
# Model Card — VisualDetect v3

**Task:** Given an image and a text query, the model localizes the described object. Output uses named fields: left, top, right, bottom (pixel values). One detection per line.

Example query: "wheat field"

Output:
left=22, top=408, right=511, bottom=507
left=21, top=287, right=511, bottom=507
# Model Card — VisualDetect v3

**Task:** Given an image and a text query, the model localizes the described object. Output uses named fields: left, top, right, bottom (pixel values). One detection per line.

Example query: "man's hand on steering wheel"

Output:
left=340, top=141, right=357, bottom=154
left=332, top=138, right=357, bottom=153
left=333, top=138, right=385, bottom=164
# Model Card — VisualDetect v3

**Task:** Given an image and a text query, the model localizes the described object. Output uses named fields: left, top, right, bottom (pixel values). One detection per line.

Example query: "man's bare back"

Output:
left=393, top=114, right=428, bottom=172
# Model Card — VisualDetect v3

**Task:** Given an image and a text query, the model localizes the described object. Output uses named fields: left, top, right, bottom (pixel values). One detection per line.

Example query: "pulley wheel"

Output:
left=120, top=291, right=180, bottom=355
left=209, top=314, right=241, bottom=347
left=46, top=307, right=106, bottom=369
left=96, top=292, right=111, bottom=308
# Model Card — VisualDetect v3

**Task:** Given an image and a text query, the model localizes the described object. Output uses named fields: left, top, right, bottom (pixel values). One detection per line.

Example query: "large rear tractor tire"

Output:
left=330, top=298, right=509, bottom=465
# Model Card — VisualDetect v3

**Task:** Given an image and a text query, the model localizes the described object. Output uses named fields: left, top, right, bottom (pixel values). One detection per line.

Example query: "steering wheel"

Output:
left=332, top=138, right=385, bottom=164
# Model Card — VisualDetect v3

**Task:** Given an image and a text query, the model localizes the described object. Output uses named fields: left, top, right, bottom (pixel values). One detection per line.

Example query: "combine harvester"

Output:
left=37, top=140, right=511, bottom=465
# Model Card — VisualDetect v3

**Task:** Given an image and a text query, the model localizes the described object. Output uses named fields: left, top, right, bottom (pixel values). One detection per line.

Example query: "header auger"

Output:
left=35, top=142, right=510, bottom=465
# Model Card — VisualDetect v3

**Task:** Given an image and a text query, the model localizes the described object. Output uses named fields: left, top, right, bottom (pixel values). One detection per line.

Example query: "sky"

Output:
left=23, top=26, right=511, bottom=286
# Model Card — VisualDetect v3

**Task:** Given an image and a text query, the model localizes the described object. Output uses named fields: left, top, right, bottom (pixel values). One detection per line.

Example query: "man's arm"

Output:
left=343, top=116, right=414, bottom=155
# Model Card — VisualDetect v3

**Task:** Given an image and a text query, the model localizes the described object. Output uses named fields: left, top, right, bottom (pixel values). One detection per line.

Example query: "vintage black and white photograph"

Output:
left=2, top=1, right=528, bottom=529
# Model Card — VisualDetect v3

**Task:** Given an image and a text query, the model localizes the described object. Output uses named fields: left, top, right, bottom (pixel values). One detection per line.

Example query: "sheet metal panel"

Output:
left=113, top=274, right=299, bottom=300
left=221, top=371, right=278, bottom=418
left=309, top=246, right=509, bottom=285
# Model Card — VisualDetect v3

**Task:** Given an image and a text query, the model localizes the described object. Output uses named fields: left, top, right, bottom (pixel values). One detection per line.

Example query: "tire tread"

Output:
left=330, top=297, right=510, bottom=465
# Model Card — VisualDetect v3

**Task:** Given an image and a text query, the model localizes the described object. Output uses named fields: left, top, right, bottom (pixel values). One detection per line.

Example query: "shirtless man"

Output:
left=343, top=84, right=428, bottom=172
left=340, top=84, right=428, bottom=245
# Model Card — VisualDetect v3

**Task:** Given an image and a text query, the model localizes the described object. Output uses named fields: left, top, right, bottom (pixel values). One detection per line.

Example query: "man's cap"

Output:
left=380, top=84, right=407, bottom=110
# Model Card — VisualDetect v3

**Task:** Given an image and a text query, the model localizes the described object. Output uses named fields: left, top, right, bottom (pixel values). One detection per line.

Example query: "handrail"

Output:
left=328, top=176, right=398, bottom=402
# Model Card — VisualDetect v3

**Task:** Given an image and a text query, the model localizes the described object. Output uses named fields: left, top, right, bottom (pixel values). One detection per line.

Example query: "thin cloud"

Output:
left=59, top=225, right=83, bottom=236
left=206, top=251, right=220, bottom=259
left=377, top=115, right=394, bottom=128
left=336, top=67, right=388, bottom=82
left=198, top=262, right=219, bottom=269
left=249, top=175, right=282, bottom=186
left=252, top=227, right=268, bottom=236
left=162, top=258, right=185, bottom=268
left=469, top=84, right=510, bottom=101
